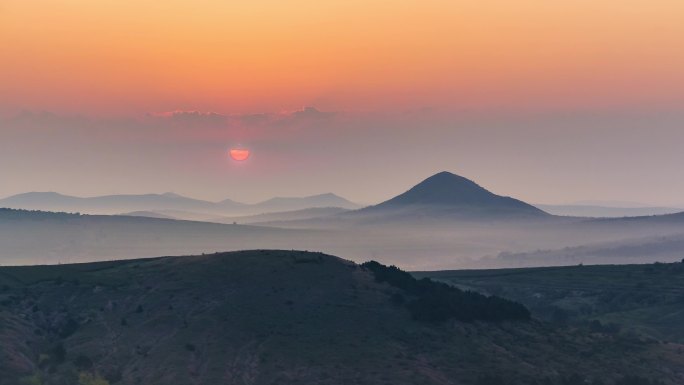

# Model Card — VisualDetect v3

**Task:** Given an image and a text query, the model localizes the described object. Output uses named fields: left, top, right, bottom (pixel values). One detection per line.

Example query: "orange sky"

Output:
left=2, top=0, right=683, bottom=115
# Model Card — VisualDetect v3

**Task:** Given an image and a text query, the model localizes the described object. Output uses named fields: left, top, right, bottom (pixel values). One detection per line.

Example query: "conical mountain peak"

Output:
left=365, top=171, right=547, bottom=217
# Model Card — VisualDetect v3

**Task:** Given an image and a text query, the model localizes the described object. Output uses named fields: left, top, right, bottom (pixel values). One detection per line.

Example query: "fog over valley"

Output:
left=4, top=172, right=684, bottom=270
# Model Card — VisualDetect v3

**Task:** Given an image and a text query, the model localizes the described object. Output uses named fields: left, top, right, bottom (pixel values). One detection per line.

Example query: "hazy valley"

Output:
left=3, top=172, right=684, bottom=270
left=3, top=175, right=684, bottom=384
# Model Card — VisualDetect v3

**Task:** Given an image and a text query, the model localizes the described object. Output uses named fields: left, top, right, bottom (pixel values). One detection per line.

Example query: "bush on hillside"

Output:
left=614, top=376, right=665, bottom=385
left=361, top=261, right=530, bottom=323
left=475, top=374, right=506, bottom=385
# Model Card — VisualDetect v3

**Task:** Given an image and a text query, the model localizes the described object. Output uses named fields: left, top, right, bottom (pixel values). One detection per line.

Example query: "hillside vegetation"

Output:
left=417, top=262, right=684, bottom=343
left=1, top=251, right=683, bottom=384
left=362, top=261, right=530, bottom=322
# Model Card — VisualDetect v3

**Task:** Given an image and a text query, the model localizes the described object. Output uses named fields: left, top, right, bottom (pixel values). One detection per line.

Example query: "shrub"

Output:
left=614, top=376, right=665, bottom=385
left=19, top=373, right=43, bottom=385
left=589, top=320, right=621, bottom=334
left=390, top=292, right=406, bottom=305
left=561, top=373, right=585, bottom=385
left=50, top=343, right=66, bottom=364
left=78, top=372, right=110, bottom=385
left=59, top=318, right=80, bottom=338
left=475, top=374, right=506, bottom=385
left=362, top=261, right=530, bottom=323
left=73, top=354, right=93, bottom=370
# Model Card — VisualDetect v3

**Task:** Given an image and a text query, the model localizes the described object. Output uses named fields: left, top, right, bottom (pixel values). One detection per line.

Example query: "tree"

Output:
left=361, top=261, right=530, bottom=323
left=475, top=374, right=506, bottom=385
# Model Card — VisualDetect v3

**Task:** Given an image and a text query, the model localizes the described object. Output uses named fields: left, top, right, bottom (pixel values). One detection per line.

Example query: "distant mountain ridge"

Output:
left=252, top=193, right=360, bottom=212
left=0, top=191, right=360, bottom=215
left=121, top=207, right=351, bottom=225
left=535, top=204, right=683, bottom=218
left=356, top=171, right=548, bottom=219
left=0, top=191, right=230, bottom=214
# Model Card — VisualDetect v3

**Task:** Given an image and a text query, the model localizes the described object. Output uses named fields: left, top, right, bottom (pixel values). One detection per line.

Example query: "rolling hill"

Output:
left=214, top=207, right=350, bottom=225
left=118, top=207, right=350, bottom=225
left=1, top=250, right=682, bottom=385
left=490, top=233, right=684, bottom=267
left=118, top=211, right=178, bottom=220
left=0, top=208, right=313, bottom=265
left=534, top=204, right=684, bottom=218
left=250, top=193, right=361, bottom=212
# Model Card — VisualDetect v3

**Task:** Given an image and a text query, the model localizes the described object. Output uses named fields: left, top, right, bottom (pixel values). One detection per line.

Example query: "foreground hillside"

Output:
left=416, top=262, right=684, bottom=343
left=1, top=251, right=683, bottom=385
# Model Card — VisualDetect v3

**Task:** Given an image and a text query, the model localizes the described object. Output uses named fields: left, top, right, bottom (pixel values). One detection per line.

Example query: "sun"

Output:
left=229, top=148, right=250, bottom=161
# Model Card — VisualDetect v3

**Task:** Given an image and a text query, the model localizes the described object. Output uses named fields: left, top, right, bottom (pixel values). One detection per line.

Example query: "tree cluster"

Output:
left=362, top=261, right=531, bottom=322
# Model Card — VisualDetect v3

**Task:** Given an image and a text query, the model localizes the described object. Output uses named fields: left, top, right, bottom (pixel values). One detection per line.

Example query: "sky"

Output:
left=1, top=1, right=684, bottom=205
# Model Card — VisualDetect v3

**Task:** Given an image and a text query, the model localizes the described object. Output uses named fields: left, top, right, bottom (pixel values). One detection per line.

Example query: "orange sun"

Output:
left=229, top=148, right=250, bottom=161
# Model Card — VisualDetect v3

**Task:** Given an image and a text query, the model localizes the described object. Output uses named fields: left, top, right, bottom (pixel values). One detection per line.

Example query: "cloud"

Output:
left=147, top=110, right=229, bottom=126
left=232, top=106, right=336, bottom=127
left=145, top=107, right=336, bottom=131
left=290, top=107, right=336, bottom=120
left=237, top=113, right=270, bottom=125
left=3, top=106, right=343, bottom=148
left=267, top=107, right=338, bottom=130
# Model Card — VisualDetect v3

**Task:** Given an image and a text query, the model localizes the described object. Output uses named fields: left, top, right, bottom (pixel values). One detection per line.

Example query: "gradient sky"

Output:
left=1, top=1, right=684, bottom=205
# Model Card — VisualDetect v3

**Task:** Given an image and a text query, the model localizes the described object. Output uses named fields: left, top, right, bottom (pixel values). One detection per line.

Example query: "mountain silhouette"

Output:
left=0, top=192, right=359, bottom=216
left=360, top=171, right=548, bottom=219
left=0, top=192, right=233, bottom=214
left=252, top=193, right=360, bottom=212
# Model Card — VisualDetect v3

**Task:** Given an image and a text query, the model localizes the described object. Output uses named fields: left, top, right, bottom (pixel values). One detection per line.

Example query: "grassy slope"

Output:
left=0, top=251, right=682, bottom=385
left=416, top=262, right=684, bottom=343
